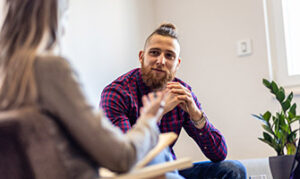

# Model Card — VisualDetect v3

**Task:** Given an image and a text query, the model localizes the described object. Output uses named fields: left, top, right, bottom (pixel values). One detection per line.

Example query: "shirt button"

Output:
left=204, top=146, right=207, bottom=150
left=199, top=132, right=203, bottom=136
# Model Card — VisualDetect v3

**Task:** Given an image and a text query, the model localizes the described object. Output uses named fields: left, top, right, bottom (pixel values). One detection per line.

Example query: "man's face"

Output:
left=139, top=34, right=181, bottom=90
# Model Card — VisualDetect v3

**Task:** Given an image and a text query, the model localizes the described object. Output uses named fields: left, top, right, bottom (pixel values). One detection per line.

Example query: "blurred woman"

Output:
left=0, top=0, right=165, bottom=178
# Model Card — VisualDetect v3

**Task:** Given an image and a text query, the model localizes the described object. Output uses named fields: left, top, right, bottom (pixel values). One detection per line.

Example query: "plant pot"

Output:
left=269, top=155, right=295, bottom=179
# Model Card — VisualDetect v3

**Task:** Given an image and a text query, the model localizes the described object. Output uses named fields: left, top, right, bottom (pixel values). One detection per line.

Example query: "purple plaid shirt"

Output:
left=100, top=68, right=227, bottom=162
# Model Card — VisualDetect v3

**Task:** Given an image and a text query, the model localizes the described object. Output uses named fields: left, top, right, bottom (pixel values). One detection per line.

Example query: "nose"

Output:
left=156, top=54, right=166, bottom=65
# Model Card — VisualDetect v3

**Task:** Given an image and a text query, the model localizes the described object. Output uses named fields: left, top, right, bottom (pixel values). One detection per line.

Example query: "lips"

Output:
left=151, top=68, right=166, bottom=73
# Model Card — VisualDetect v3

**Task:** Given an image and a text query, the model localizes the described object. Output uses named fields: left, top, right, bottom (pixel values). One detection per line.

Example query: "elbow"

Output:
left=109, top=145, right=137, bottom=173
left=210, top=149, right=227, bottom=163
left=114, top=157, right=135, bottom=173
left=211, top=153, right=227, bottom=163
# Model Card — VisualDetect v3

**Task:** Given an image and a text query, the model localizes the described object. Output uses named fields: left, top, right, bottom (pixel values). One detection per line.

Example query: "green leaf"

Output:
left=262, top=111, right=271, bottom=122
left=288, top=112, right=295, bottom=122
left=252, top=114, right=262, bottom=120
left=286, top=143, right=297, bottom=155
left=280, top=123, right=289, bottom=133
left=289, top=103, right=297, bottom=116
left=271, top=81, right=279, bottom=94
left=290, top=116, right=300, bottom=124
left=252, top=114, right=267, bottom=124
left=259, top=137, right=282, bottom=155
left=263, top=79, right=271, bottom=88
left=287, top=129, right=298, bottom=142
left=263, top=132, right=273, bottom=142
left=277, top=113, right=285, bottom=125
left=273, top=116, right=279, bottom=132
left=287, top=92, right=293, bottom=102
left=275, top=90, right=285, bottom=103
left=282, top=100, right=291, bottom=113
left=262, top=124, right=274, bottom=135
left=258, top=138, right=275, bottom=149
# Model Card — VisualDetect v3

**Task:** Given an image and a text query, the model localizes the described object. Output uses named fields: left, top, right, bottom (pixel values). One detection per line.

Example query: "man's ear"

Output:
left=139, top=51, right=144, bottom=64
left=176, top=58, right=181, bottom=70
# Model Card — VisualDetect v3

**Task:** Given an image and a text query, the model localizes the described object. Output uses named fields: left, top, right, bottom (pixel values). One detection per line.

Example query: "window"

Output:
left=264, top=0, right=300, bottom=88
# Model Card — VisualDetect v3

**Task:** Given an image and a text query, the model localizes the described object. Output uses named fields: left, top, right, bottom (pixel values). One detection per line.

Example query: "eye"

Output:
left=149, top=49, right=160, bottom=56
left=165, top=52, right=175, bottom=60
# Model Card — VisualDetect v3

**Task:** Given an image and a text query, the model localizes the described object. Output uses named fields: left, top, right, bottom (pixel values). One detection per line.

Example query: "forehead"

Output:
left=146, top=35, right=180, bottom=54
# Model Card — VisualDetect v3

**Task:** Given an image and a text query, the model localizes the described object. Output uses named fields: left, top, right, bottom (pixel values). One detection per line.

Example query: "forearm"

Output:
left=185, top=120, right=227, bottom=162
left=196, top=121, right=227, bottom=162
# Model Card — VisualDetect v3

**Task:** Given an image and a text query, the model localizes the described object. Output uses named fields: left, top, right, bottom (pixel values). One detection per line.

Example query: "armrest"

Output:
left=100, top=157, right=193, bottom=179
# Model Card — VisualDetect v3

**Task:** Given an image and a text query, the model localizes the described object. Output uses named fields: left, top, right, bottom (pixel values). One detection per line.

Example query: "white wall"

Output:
left=153, top=0, right=300, bottom=161
left=61, top=0, right=156, bottom=107
left=0, top=0, right=5, bottom=29
left=62, top=0, right=300, bottom=160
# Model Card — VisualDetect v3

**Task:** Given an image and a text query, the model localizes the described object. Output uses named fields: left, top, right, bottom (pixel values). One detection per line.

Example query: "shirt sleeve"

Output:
left=182, top=91, right=227, bottom=162
left=100, top=84, right=133, bottom=133
left=35, top=56, right=159, bottom=173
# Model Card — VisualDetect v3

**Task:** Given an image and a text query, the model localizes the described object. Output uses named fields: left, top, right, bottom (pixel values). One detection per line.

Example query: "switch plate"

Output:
left=237, top=39, right=252, bottom=57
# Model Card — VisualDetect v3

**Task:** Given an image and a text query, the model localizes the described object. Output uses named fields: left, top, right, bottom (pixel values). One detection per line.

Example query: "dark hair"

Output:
left=144, top=23, right=179, bottom=48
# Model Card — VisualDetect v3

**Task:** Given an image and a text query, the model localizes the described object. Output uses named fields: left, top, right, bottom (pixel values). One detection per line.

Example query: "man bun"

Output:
left=153, top=22, right=178, bottom=39
left=158, top=23, right=177, bottom=31
left=144, top=22, right=179, bottom=49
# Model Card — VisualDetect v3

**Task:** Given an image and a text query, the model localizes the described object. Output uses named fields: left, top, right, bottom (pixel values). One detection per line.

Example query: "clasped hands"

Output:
left=140, top=82, right=204, bottom=126
left=163, top=82, right=203, bottom=122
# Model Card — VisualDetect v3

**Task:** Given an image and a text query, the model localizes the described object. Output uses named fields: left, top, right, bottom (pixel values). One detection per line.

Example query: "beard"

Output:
left=141, top=61, right=175, bottom=90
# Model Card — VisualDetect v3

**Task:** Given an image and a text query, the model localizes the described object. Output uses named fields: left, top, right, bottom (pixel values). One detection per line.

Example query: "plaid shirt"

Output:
left=100, top=68, right=227, bottom=162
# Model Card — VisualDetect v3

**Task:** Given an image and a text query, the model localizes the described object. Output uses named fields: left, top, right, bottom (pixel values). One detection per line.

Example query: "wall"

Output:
left=61, top=0, right=156, bottom=107
left=153, top=0, right=282, bottom=160
left=0, top=0, right=5, bottom=29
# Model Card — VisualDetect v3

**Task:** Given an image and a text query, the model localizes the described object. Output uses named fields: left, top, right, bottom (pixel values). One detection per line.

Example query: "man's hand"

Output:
left=161, top=88, right=183, bottom=115
left=166, top=82, right=203, bottom=121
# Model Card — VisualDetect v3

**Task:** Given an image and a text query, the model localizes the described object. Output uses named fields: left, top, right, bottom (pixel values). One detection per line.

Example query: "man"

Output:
left=100, top=23, right=246, bottom=178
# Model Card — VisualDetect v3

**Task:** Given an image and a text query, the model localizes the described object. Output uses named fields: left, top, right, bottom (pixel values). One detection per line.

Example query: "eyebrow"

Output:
left=149, top=48, right=161, bottom=51
left=149, top=48, right=175, bottom=54
left=165, top=50, right=175, bottom=54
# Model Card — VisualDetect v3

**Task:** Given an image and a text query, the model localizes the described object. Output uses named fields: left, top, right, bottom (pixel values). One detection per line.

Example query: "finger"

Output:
left=142, top=95, right=149, bottom=107
left=167, top=82, right=180, bottom=85
left=167, top=83, right=189, bottom=92
left=179, top=102, right=190, bottom=113
left=170, top=89, right=191, bottom=97
left=167, top=83, right=181, bottom=89
left=177, top=95, right=192, bottom=103
left=140, top=107, right=144, bottom=114
left=148, top=92, right=155, bottom=101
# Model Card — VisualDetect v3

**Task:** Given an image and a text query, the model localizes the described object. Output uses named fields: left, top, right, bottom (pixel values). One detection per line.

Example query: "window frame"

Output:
left=263, top=0, right=300, bottom=90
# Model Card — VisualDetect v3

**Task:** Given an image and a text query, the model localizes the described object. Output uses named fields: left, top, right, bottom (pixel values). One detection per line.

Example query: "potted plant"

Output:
left=252, top=79, right=300, bottom=179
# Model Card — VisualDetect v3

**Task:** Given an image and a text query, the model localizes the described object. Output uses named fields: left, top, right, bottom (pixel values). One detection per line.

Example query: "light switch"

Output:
left=237, top=39, right=252, bottom=57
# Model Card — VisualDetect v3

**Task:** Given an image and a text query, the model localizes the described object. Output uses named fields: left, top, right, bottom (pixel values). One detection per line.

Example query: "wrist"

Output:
left=191, top=114, right=206, bottom=129
left=190, top=110, right=206, bottom=128
left=190, top=110, right=203, bottom=121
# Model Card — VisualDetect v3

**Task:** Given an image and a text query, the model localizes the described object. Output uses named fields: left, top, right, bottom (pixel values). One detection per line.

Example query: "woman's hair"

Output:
left=144, top=23, right=179, bottom=48
left=0, top=0, right=59, bottom=109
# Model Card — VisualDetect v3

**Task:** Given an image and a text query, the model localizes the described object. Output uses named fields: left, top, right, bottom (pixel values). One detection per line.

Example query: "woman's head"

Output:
left=1, top=0, right=69, bottom=55
left=1, top=0, right=59, bottom=57
left=0, top=0, right=68, bottom=109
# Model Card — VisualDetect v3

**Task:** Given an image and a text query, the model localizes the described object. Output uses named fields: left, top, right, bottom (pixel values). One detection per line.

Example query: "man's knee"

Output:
left=218, top=160, right=247, bottom=179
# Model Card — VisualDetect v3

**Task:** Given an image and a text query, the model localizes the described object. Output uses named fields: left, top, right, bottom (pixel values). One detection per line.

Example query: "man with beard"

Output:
left=100, top=23, right=246, bottom=179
